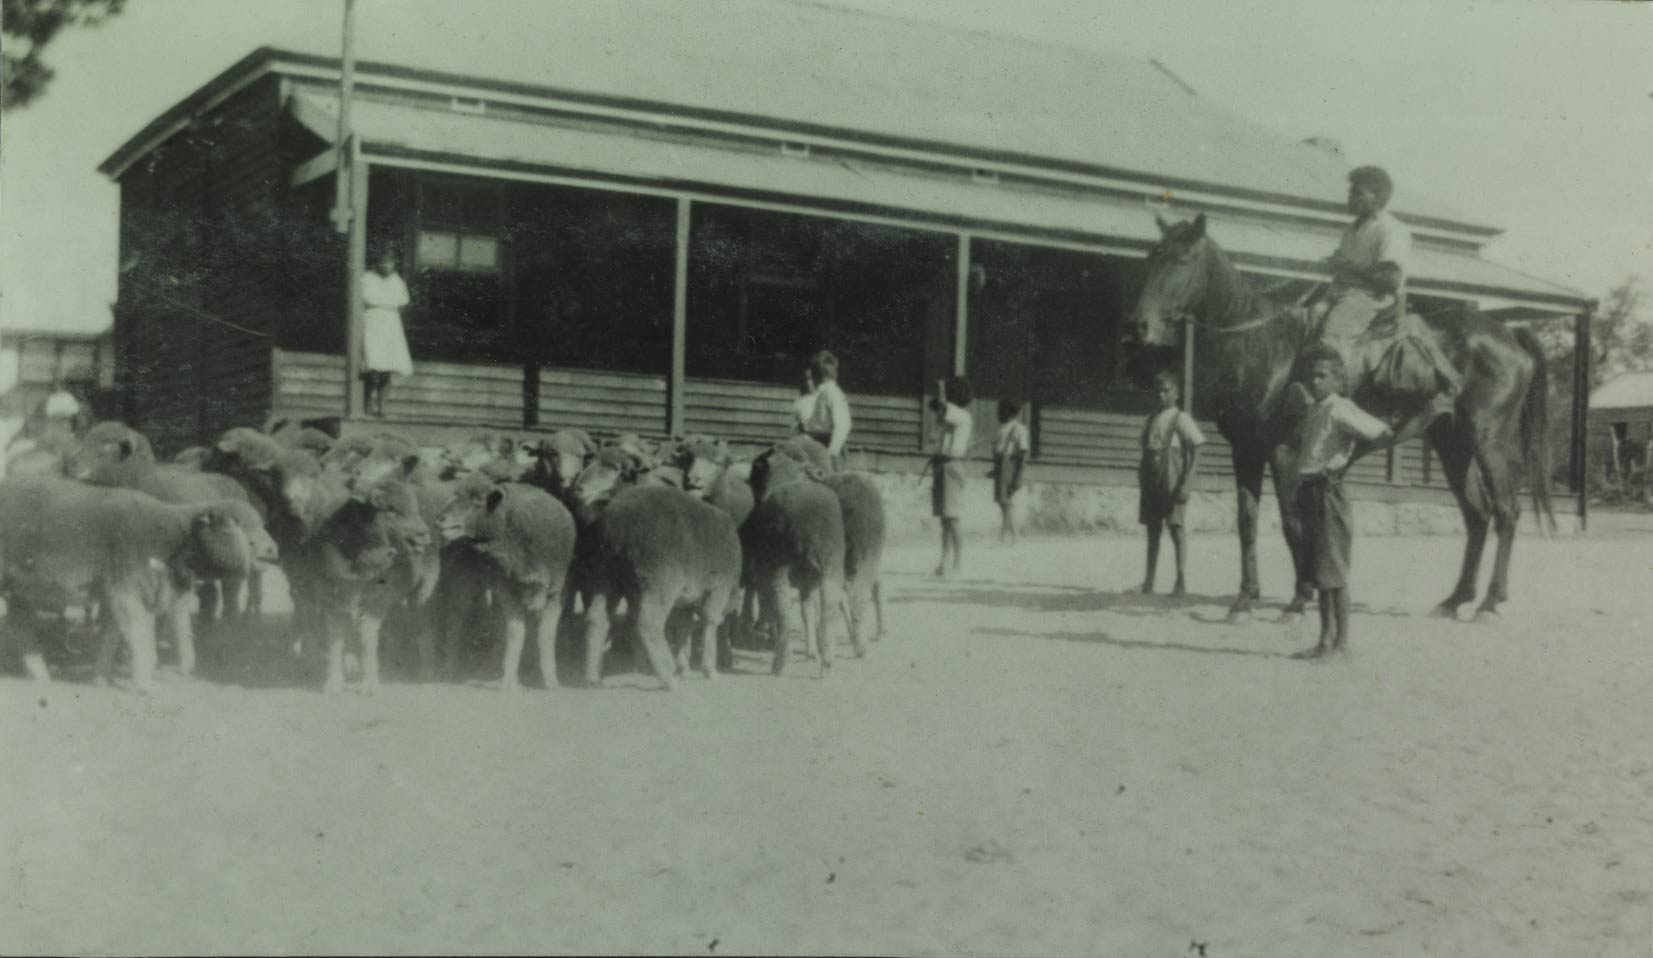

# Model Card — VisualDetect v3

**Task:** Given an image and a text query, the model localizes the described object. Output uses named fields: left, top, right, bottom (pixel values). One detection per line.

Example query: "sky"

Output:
left=0, top=0, right=1649, bottom=335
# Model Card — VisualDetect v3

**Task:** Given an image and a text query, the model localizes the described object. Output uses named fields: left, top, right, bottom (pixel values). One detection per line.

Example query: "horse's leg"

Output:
left=1229, top=449, right=1267, bottom=622
left=1430, top=421, right=1486, bottom=618
left=1267, top=442, right=1314, bottom=621
left=1470, top=425, right=1522, bottom=621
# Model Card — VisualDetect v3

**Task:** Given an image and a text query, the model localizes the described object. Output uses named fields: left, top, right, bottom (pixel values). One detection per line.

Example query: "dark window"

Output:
left=687, top=204, right=950, bottom=394
left=407, top=176, right=510, bottom=358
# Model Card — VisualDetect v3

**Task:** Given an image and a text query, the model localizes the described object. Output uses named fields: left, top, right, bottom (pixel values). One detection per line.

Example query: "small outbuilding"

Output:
left=1588, top=372, right=1653, bottom=479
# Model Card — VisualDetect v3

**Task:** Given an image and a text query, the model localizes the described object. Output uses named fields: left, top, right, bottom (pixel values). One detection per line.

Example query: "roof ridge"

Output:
left=765, top=0, right=1149, bottom=66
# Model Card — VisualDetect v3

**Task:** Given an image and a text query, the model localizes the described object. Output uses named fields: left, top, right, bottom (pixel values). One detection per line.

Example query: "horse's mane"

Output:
left=1191, top=235, right=1313, bottom=422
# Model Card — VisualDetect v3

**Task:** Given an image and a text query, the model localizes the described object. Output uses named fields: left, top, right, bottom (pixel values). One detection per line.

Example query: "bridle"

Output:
left=1149, top=238, right=1320, bottom=337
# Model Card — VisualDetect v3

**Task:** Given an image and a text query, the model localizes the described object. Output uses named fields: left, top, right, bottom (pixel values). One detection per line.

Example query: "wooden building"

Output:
left=98, top=1, right=1592, bottom=504
left=1587, top=372, right=1653, bottom=479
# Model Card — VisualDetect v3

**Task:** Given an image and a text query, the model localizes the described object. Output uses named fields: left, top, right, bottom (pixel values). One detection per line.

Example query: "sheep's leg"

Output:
left=798, top=581, right=828, bottom=678
left=196, top=579, right=221, bottom=625
left=323, top=608, right=349, bottom=694
left=667, top=607, right=694, bottom=678
left=872, top=575, right=886, bottom=641
left=632, top=594, right=677, bottom=691
left=7, top=601, right=51, bottom=684
left=107, top=592, right=157, bottom=693
left=357, top=612, right=384, bottom=693
left=93, top=605, right=119, bottom=686
left=244, top=568, right=264, bottom=622
left=532, top=597, right=562, bottom=691
left=698, top=589, right=730, bottom=681
left=765, top=573, right=793, bottom=675
left=497, top=592, right=528, bottom=692
left=581, top=594, right=616, bottom=687
left=165, top=595, right=197, bottom=676
left=834, top=576, right=864, bottom=659
left=737, top=582, right=761, bottom=649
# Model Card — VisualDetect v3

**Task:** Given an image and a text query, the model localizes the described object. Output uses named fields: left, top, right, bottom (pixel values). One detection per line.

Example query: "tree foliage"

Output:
left=1, top=0, right=126, bottom=111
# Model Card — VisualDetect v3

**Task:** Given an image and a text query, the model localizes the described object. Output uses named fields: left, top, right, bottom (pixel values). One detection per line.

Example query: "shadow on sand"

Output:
left=972, top=626, right=1289, bottom=660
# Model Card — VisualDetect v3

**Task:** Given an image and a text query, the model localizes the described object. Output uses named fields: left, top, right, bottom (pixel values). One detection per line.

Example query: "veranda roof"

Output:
left=287, top=88, right=1588, bottom=310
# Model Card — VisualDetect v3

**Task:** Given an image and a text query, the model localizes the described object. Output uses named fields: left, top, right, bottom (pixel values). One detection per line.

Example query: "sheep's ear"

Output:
left=399, top=453, right=422, bottom=478
left=1190, top=213, right=1206, bottom=238
left=1155, top=213, right=1172, bottom=236
left=485, top=488, right=505, bottom=514
left=117, top=438, right=137, bottom=461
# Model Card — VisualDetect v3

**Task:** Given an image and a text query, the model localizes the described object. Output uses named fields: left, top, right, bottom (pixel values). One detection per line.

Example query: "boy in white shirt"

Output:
left=1293, top=346, right=1393, bottom=660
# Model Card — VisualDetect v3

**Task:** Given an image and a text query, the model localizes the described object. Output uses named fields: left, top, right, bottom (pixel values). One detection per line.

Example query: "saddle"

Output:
left=1311, top=304, right=1442, bottom=409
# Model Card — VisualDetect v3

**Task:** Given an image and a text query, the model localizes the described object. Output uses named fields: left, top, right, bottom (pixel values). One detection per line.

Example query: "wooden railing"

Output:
left=538, top=367, right=668, bottom=437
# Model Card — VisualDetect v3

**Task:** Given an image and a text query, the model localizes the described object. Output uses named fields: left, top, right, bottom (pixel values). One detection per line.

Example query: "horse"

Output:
left=1130, top=213, right=1553, bottom=623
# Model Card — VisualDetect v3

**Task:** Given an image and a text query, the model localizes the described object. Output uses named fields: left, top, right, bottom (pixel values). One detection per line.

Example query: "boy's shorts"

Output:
left=1296, top=474, right=1351, bottom=590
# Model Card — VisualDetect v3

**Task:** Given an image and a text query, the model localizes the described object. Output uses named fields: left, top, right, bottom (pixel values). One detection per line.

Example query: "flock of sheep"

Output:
left=0, top=419, right=887, bottom=693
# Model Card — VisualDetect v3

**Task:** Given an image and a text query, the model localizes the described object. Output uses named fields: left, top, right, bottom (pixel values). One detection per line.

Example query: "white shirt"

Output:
left=794, top=380, right=853, bottom=456
left=1297, top=394, right=1390, bottom=476
left=994, top=418, right=1030, bottom=457
left=363, top=270, right=411, bottom=313
left=935, top=402, right=973, bottom=459
left=1333, top=210, right=1412, bottom=303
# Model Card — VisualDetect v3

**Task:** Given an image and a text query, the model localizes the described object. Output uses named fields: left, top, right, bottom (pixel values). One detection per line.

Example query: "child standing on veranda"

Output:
left=928, top=375, right=974, bottom=577
left=991, top=399, right=1030, bottom=543
left=1292, top=346, right=1393, bottom=660
left=1138, top=370, right=1204, bottom=595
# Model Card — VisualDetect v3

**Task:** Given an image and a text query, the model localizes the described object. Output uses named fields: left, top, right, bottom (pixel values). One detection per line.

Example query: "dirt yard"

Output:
left=2, top=530, right=1650, bottom=956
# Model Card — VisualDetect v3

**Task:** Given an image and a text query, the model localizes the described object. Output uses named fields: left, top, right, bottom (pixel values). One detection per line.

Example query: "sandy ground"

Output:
left=2, top=529, right=1650, bottom=956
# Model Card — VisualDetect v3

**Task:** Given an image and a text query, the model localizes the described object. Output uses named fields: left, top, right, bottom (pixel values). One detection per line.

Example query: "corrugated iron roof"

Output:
left=258, top=0, right=1487, bottom=230
left=1591, top=372, right=1653, bottom=411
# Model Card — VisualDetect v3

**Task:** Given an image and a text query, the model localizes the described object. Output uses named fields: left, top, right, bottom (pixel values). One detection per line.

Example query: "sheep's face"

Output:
left=443, top=435, right=500, bottom=478
left=436, top=476, right=497, bottom=543
left=676, top=439, right=730, bottom=498
left=535, top=433, right=593, bottom=493
left=569, top=451, right=636, bottom=511
left=353, top=478, right=431, bottom=555
left=67, top=422, right=151, bottom=483
left=188, top=503, right=276, bottom=578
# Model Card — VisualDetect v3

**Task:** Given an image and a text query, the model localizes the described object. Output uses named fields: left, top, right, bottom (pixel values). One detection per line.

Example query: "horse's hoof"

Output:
left=1226, top=610, right=1252, bottom=625
left=1278, top=609, right=1304, bottom=625
left=1472, top=609, right=1500, bottom=624
left=1431, top=605, right=1461, bottom=620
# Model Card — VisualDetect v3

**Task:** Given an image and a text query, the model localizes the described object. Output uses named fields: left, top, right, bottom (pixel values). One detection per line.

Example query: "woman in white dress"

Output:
left=361, top=247, right=413, bottom=417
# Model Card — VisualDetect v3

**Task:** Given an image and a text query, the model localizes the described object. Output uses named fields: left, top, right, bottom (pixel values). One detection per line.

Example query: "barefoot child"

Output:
left=991, top=399, right=1030, bottom=543
left=1138, top=370, right=1204, bottom=595
left=928, top=375, right=974, bottom=577
left=1292, top=346, right=1393, bottom=659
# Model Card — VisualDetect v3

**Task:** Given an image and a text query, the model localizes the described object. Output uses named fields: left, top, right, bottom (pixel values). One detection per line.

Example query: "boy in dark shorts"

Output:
left=1138, top=370, right=1204, bottom=595
left=1292, top=346, right=1393, bottom=660
left=991, top=399, right=1030, bottom=544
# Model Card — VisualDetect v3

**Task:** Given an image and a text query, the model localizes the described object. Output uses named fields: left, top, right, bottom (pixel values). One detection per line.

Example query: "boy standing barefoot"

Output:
left=1138, top=371, right=1204, bottom=595
left=992, top=399, right=1030, bottom=544
left=929, top=375, right=974, bottom=577
left=1291, top=347, right=1393, bottom=660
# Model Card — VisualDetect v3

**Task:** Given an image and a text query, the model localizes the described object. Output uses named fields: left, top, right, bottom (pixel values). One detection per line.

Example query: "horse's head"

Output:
left=1131, top=213, right=1210, bottom=347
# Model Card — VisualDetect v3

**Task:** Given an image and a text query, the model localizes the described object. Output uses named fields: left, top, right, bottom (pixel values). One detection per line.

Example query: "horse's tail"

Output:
left=1513, top=327, right=1557, bottom=535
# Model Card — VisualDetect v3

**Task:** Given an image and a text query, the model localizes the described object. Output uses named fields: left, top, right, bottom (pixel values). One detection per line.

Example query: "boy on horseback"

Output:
left=1309, top=166, right=1460, bottom=420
